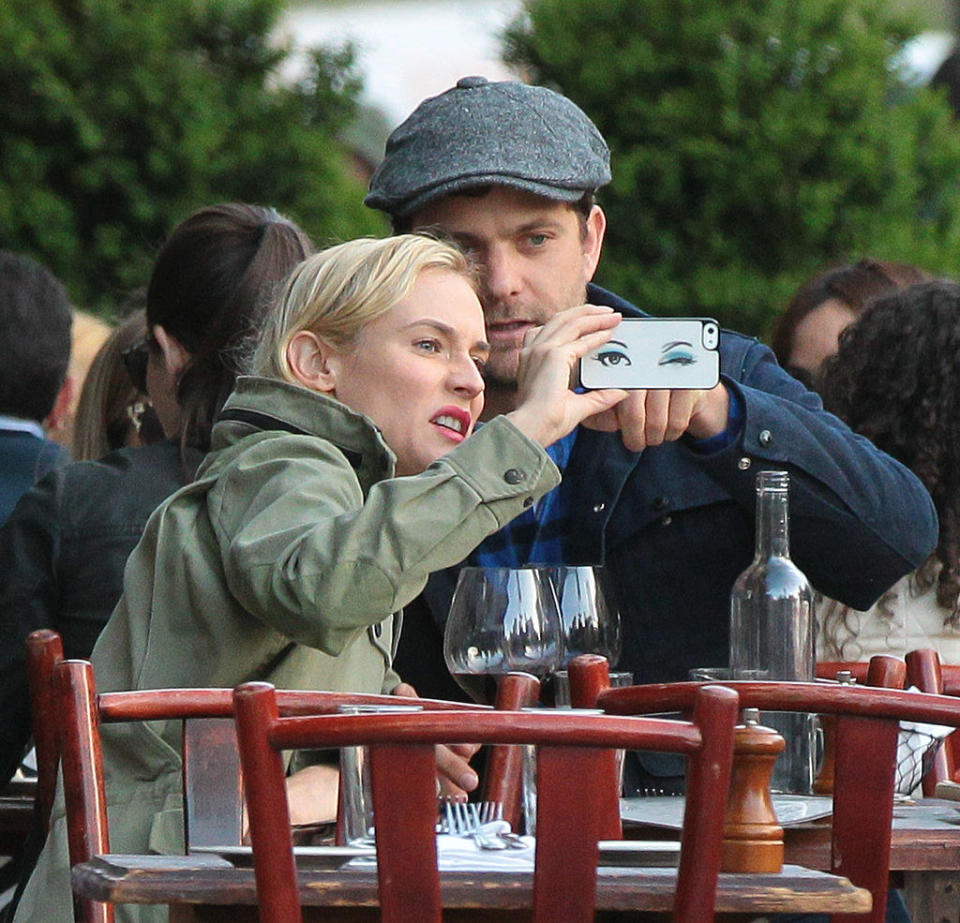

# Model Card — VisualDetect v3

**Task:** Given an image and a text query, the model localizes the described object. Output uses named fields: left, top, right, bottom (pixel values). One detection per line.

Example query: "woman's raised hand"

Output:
left=506, top=305, right=629, bottom=448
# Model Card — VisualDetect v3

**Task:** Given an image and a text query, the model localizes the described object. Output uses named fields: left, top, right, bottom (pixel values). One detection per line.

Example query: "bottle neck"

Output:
left=754, top=472, right=790, bottom=559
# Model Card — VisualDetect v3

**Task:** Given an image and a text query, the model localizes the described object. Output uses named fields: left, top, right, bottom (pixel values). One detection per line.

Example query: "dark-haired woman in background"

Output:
left=0, top=203, right=313, bottom=789
left=770, top=258, right=928, bottom=391
left=818, top=279, right=960, bottom=662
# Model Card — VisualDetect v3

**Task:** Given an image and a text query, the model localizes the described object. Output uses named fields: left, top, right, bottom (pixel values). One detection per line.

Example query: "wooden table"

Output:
left=784, top=798, right=960, bottom=921
left=625, top=796, right=960, bottom=920
left=73, top=851, right=870, bottom=920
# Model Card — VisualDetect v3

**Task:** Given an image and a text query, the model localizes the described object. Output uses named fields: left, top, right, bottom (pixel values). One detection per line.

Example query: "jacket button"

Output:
left=653, top=496, right=670, bottom=510
left=593, top=502, right=605, bottom=513
left=504, top=468, right=525, bottom=484
left=738, top=456, right=752, bottom=470
left=759, top=429, right=773, bottom=447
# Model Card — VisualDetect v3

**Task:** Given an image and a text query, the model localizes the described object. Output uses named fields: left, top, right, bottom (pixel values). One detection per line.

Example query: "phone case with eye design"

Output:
left=580, top=317, right=720, bottom=390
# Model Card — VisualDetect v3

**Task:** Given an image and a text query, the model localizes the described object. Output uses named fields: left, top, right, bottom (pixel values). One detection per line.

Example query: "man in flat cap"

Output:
left=367, top=78, right=936, bottom=796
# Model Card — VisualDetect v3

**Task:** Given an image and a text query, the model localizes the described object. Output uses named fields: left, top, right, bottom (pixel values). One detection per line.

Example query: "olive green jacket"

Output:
left=16, top=376, right=558, bottom=923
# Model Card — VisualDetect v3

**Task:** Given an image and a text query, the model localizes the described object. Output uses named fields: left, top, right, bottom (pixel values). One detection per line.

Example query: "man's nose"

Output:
left=482, top=246, right=522, bottom=303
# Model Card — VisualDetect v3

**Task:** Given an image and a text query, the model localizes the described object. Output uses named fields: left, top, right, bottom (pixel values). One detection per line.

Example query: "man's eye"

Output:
left=415, top=339, right=441, bottom=353
left=592, top=350, right=632, bottom=368
left=527, top=233, right=548, bottom=247
left=472, top=356, right=486, bottom=372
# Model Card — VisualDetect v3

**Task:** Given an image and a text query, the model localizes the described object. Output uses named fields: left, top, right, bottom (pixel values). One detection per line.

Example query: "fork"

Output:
left=443, top=802, right=512, bottom=850
left=443, top=800, right=479, bottom=836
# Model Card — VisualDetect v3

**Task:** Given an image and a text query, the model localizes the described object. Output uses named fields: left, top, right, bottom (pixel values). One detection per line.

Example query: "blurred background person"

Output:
left=818, top=280, right=960, bottom=662
left=770, top=258, right=929, bottom=391
left=0, top=252, right=74, bottom=527
left=52, top=311, right=114, bottom=454
left=71, top=309, right=163, bottom=462
left=0, top=202, right=314, bottom=792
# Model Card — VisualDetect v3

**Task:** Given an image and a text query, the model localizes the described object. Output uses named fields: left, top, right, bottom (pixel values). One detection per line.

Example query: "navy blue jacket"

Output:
left=396, top=284, right=938, bottom=698
left=0, top=429, right=67, bottom=528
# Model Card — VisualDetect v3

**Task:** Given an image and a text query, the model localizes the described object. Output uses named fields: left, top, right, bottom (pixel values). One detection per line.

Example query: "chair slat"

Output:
left=235, top=680, right=739, bottom=923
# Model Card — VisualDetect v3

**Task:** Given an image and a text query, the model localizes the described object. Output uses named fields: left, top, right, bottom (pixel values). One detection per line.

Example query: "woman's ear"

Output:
left=152, top=325, right=190, bottom=380
left=286, top=331, right=340, bottom=394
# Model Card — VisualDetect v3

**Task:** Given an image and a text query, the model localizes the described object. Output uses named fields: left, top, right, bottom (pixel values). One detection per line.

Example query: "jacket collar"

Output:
left=212, top=376, right=396, bottom=485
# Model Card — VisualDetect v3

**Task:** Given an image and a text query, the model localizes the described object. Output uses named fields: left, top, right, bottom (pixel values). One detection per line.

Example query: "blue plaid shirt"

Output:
left=469, top=388, right=743, bottom=568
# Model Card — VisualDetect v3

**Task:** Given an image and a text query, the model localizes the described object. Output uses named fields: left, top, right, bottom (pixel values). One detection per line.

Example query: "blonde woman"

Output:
left=16, top=234, right=627, bottom=923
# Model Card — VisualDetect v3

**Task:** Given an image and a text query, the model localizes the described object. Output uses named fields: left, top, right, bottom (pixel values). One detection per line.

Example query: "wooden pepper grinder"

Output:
left=722, top=708, right=785, bottom=873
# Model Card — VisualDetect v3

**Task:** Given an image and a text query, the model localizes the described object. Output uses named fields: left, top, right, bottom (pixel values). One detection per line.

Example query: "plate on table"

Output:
left=621, top=794, right=833, bottom=829
left=193, top=839, right=680, bottom=869
left=191, top=844, right=375, bottom=868
left=598, top=840, right=680, bottom=867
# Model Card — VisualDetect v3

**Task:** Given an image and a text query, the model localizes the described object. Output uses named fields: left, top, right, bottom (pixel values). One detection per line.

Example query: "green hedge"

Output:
left=0, top=0, right=385, bottom=315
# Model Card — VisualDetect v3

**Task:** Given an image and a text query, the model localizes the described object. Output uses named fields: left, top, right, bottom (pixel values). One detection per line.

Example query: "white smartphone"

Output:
left=580, top=317, right=721, bottom=390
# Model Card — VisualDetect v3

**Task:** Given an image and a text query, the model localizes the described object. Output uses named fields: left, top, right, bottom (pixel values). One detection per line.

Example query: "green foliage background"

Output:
left=504, top=0, right=960, bottom=336
left=0, top=0, right=386, bottom=315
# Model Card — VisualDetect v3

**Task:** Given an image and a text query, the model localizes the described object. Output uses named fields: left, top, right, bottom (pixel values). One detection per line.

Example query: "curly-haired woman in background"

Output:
left=818, top=279, right=960, bottom=660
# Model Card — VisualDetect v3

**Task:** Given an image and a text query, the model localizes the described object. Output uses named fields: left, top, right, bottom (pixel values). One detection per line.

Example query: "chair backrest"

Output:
left=25, top=628, right=64, bottom=834
left=182, top=671, right=541, bottom=847
left=598, top=678, right=960, bottom=923
left=480, top=671, right=541, bottom=831
left=234, top=680, right=739, bottom=923
left=53, top=659, right=493, bottom=923
left=563, top=653, right=627, bottom=839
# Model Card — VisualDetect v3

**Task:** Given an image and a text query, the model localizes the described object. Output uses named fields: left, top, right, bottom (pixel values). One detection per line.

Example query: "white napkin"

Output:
left=896, top=687, right=955, bottom=795
left=344, top=823, right=536, bottom=872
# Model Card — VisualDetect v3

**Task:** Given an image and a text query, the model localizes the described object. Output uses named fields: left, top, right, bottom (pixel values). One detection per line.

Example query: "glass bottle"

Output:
left=730, top=469, right=815, bottom=793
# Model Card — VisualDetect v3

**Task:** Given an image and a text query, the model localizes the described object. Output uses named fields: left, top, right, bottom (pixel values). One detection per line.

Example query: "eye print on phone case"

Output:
left=659, top=341, right=696, bottom=367
left=592, top=340, right=632, bottom=368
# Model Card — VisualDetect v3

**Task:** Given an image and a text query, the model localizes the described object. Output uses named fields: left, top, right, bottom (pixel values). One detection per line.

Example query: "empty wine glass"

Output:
left=550, top=565, right=622, bottom=668
left=443, top=566, right=564, bottom=704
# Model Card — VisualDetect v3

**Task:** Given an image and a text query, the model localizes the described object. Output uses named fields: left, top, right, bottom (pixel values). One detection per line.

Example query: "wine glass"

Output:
left=443, top=566, right=564, bottom=704
left=550, top=565, right=622, bottom=668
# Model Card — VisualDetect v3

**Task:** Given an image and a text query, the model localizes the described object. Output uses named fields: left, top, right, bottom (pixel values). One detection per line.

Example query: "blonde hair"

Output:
left=251, top=234, right=476, bottom=382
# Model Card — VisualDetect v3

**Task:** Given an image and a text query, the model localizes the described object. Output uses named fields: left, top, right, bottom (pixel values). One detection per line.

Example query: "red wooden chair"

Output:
left=53, top=659, right=497, bottom=923
left=816, top=655, right=907, bottom=689
left=597, top=676, right=960, bottom=923
left=25, top=628, right=65, bottom=836
left=234, top=680, right=740, bottom=923
left=904, top=648, right=960, bottom=792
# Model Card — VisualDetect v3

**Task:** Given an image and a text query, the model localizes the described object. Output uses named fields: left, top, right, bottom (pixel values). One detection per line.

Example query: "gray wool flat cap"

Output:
left=365, top=76, right=611, bottom=218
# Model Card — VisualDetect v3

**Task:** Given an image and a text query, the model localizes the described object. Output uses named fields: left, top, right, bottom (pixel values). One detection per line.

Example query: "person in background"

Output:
left=15, top=233, right=627, bottom=923
left=0, top=252, right=74, bottom=526
left=0, top=202, right=314, bottom=789
left=819, top=280, right=960, bottom=661
left=769, top=258, right=928, bottom=391
left=365, top=77, right=939, bottom=801
left=71, top=309, right=163, bottom=462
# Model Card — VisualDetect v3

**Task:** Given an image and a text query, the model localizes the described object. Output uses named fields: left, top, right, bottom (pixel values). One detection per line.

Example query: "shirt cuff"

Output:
left=685, top=385, right=744, bottom=455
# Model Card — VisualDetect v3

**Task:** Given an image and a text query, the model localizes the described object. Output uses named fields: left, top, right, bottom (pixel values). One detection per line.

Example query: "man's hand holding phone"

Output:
left=582, top=383, right=731, bottom=452
left=577, top=315, right=730, bottom=452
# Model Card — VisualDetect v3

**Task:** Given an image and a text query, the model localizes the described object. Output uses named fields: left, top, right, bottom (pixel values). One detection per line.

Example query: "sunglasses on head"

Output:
left=121, top=333, right=158, bottom=394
